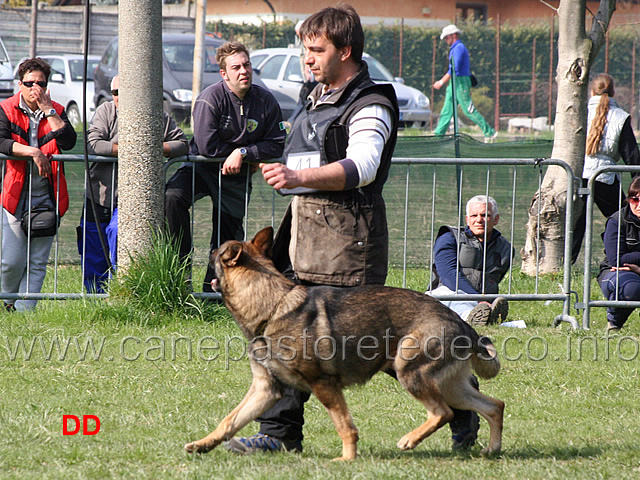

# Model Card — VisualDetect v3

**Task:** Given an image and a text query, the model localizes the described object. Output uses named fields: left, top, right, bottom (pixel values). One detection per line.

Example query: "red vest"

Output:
left=0, top=94, right=69, bottom=216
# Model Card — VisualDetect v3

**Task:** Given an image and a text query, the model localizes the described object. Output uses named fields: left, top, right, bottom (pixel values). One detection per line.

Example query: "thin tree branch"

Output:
left=539, top=0, right=559, bottom=14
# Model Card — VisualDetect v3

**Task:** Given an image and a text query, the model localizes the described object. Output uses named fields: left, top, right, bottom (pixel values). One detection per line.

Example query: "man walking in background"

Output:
left=433, top=24, right=497, bottom=142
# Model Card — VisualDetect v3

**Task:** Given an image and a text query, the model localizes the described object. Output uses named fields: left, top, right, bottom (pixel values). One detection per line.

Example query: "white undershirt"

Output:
left=345, top=104, right=393, bottom=187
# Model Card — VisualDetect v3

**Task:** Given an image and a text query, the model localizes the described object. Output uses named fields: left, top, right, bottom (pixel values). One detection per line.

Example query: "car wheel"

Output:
left=66, top=103, right=81, bottom=127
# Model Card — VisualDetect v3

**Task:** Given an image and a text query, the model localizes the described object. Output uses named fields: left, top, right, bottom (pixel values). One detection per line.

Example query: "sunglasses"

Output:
left=111, top=89, right=118, bottom=97
left=628, top=196, right=640, bottom=204
left=22, top=80, right=47, bottom=88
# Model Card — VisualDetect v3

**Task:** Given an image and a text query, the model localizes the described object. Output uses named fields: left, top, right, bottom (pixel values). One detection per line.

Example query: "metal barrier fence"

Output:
left=581, top=165, right=640, bottom=329
left=1, top=153, right=583, bottom=328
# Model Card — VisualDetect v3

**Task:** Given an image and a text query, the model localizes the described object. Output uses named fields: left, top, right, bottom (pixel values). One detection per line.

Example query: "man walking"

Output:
left=433, top=24, right=497, bottom=142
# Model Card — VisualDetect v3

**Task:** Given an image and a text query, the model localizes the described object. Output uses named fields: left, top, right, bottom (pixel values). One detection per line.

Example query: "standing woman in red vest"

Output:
left=0, top=58, right=76, bottom=311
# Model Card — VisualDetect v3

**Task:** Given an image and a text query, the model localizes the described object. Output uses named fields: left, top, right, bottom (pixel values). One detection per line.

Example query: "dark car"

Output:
left=94, top=33, right=294, bottom=124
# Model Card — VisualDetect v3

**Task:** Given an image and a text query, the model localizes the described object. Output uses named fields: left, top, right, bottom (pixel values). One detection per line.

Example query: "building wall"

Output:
left=206, top=0, right=640, bottom=27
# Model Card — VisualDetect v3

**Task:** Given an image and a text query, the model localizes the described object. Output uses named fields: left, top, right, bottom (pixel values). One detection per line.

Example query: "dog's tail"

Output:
left=471, top=335, right=501, bottom=379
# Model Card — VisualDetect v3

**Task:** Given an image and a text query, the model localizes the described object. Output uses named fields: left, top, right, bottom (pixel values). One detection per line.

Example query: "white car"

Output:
left=0, top=36, right=12, bottom=100
left=250, top=47, right=431, bottom=128
left=13, top=54, right=100, bottom=127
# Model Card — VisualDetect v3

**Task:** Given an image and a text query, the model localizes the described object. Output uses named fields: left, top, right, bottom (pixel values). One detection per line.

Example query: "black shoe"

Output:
left=451, top=411, right=479, bottom=451
left=4, top=302, right=16, bottom=313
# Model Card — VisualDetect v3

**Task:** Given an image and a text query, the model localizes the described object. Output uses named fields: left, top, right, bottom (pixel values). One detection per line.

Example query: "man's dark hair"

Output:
left=216, top=41, right=250, bottom=71
left=299, top=3, right=364, bottom=64
left=18, top=57, right=51, bottom=81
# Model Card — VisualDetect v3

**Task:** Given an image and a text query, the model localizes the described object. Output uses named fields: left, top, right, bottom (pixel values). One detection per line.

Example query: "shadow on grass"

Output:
left=372, top=444, right=604, bottom=460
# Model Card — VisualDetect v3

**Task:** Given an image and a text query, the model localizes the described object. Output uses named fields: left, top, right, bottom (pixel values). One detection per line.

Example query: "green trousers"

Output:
left=434, top=76, right=495, bottom=137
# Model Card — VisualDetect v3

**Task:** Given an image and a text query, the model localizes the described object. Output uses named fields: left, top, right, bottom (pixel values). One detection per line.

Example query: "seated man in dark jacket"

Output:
left=429, top=195, right=514, bottom=326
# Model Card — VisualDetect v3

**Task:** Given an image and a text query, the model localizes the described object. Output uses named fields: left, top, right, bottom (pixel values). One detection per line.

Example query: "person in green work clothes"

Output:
left=433, top=24, right=497, bottom=142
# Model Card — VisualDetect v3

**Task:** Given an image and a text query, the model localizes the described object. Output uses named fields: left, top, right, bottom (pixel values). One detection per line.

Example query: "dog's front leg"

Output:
left=184, top=360, right=281, bottom=454
left=312, top=381, right=358, bottom=461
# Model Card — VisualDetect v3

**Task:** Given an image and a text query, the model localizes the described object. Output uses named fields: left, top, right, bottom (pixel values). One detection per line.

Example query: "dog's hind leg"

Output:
left=396, top=393, right=454, bottom=451
left=184, top=361, right=282, bottom=454
left=447, top=384, right=504, bottom=455
left=311, top=381, right=359, bottom=461
left=395, top=363, right=454, bottom=451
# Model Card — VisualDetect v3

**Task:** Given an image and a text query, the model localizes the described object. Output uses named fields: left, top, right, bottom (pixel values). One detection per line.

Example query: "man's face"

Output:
left=303, top=34, right=347, bottom=88
left=19, top=70, right=47, bottom=110
left=111, top=76, right=119, bottom=109
left=444, top=34, right=456, bottom=46
left=220, top=52, right=252, bottom=98
left=466, top=202, right=498, bottom=240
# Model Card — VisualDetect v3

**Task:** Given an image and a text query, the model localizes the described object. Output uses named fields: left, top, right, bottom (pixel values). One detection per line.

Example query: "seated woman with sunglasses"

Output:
left=598, top=176, right=640, bottom=332
left=0, top=57, right=76, bottom=311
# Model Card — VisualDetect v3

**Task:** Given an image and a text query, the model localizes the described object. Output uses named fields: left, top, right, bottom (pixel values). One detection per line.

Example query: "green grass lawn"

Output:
left=1, top=265, right=639, bottom=479
left=1, top=132, right=635, bottom=477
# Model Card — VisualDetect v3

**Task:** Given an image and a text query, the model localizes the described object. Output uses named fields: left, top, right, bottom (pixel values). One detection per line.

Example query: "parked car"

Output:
left=12, top=54, right=100, bottom=127
left=250, top=47, right=432, bottom=128
left=0, top=36, right=13, bottom=100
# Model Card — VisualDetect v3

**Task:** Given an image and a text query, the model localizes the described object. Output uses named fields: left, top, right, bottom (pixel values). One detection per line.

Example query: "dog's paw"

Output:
left=184, top=441, right=198, bottom=453
left=396, top=434, right=418, bottom=451
left=331, top=455, right=356, bottom=461
left=184, top=441, right=212, bottom=454
left=480, top=445, right=501, bottom=456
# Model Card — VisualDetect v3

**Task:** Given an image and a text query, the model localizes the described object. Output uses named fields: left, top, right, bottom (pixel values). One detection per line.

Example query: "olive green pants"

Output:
left=434, top=76, right=495, bottom=137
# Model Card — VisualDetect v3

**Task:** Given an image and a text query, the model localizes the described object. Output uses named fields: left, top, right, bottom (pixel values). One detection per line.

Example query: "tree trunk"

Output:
left=117, top=0, right=165, bottom=270
left=521, top=0, right=616, bottom=275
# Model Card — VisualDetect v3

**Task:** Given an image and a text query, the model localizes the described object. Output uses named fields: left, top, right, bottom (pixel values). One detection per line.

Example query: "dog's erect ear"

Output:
left=251, top=226, right=274, bottom=258
left=219, top=242, right=243, bottom=267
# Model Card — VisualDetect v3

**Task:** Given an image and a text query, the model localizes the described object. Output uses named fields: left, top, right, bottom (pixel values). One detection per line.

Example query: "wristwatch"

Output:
left=44, top=108, right=57, bottom=118
left=239, top=147, right=248, bottom=158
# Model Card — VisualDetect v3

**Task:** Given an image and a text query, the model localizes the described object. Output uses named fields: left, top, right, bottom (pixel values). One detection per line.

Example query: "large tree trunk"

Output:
left=521, top=0, right=616, bottom=275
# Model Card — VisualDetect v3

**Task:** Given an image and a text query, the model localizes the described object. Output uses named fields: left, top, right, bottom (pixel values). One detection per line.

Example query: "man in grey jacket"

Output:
left=79, top=75, right=189, bottom=292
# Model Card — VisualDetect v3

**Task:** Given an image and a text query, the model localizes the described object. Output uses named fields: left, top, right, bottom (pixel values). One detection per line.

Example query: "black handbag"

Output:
left=470, top=74, right=478, bottom=87
left=21, top=206, right=59, bottom=238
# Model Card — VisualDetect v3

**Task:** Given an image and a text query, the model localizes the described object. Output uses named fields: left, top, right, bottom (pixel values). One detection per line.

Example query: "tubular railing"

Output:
left=1, top=154, right=582, bottom=328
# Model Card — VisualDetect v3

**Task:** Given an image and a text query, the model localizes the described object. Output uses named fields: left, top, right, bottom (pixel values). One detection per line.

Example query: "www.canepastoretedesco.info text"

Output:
left=2, top=333, right=639, bottom=365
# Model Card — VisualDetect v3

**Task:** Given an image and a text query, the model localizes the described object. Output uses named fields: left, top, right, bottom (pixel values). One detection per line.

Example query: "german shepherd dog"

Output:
left=184, top=227, right=504, bottom=460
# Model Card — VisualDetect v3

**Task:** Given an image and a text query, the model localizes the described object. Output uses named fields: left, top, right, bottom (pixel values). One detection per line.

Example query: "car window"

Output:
left=364, top=56, right=394, bottom=82
left=163, top=42, right=220, bottom=73
left=164, top=44, right=195, bottom=71
left=283, top=55, right=303, bottom=82
left=67, top=59, right=99, bottom=81
left=250, top=54, right=268, bottom=70
left=102, top=41, right=118, bottom=69
left=0, top=41, right=9, bottom=63
left=259, top=55, right=286, bottom=81
left=203, top=43, right=220, bottom=73
left=87, top=59, right=100, bottom=80
left=48, top=59, right=66, bottom=81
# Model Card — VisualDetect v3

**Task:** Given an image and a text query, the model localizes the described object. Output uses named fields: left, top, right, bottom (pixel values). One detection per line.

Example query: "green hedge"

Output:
left=209, top=19, right=640, bottom=121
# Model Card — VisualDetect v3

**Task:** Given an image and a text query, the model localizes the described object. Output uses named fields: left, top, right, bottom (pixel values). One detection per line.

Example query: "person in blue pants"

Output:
left=78, top=75, right=189, bottom=292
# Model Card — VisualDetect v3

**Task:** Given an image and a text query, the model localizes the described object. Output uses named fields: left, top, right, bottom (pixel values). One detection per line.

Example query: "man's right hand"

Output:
left=31, top=149, right=52, bottom=177
left=260, top=162, right=302, bottom=190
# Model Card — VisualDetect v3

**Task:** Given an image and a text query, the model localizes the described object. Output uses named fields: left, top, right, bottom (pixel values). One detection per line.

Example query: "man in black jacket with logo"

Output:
left=165, top=41, right=285, bottom=292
